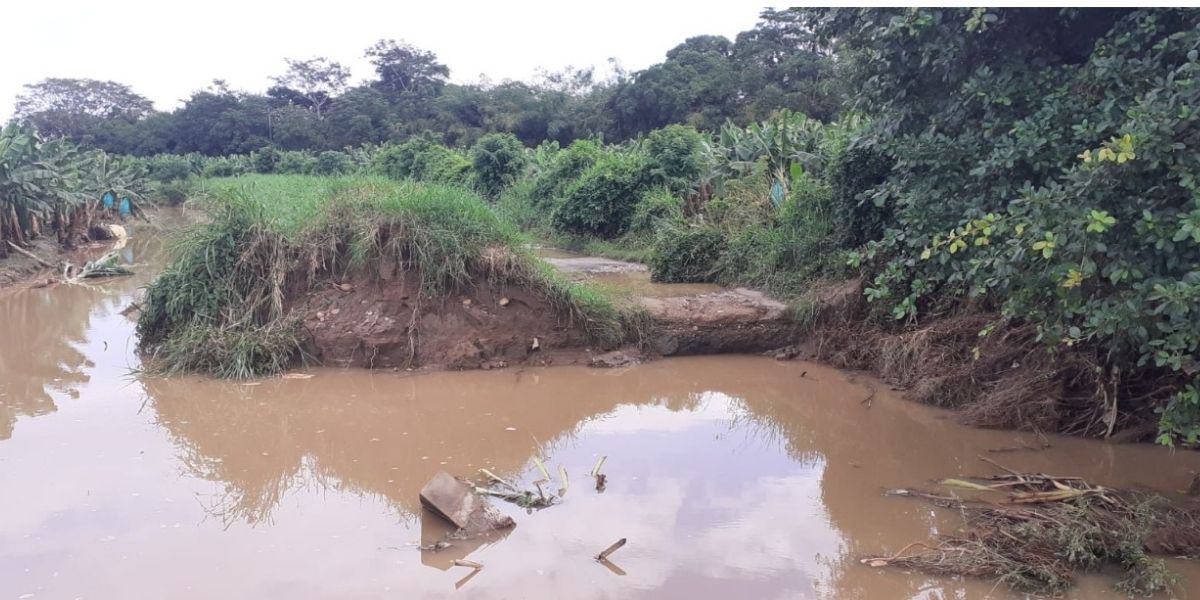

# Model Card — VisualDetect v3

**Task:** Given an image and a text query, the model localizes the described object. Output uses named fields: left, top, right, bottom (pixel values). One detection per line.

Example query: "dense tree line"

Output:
left=8, top=10, right=840, bottom=156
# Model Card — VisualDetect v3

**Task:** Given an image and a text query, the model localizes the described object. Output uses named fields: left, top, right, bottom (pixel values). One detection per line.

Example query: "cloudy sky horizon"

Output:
left=4, top=1, right=764, bottom=120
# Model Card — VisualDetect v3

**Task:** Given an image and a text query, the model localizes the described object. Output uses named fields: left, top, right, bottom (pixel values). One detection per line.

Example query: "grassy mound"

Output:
left=137, top=175, right=628, bottom=378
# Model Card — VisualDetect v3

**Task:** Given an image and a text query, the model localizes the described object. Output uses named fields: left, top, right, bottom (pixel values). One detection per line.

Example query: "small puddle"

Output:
left=2, top=230, right=1200, bottom=599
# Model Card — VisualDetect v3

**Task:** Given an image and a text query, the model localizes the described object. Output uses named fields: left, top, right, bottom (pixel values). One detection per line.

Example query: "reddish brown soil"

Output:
left=289, top=264, right=805, bottom=372
left=295, top=269, right=597, bottom=371
left=778, top=278, right=1168, bottom=440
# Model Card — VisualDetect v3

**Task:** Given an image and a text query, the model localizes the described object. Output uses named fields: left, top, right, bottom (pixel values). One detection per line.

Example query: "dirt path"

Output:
left=542, top=252, right=795, bottom=358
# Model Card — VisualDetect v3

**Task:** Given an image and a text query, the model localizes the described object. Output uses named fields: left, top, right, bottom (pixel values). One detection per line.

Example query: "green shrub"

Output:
left=154, top=180, right=192, bottom=206
left=419, top=146, right=472, bottom=186
left=147, top=154, right=192, bottom=183
left=703, top=170, right=774, bottom=234
left=826, top=138, right=891, bottom=246
left=552, top=151, right=652, bottom=238
left=201, top=156, right=247, bottom=178
left=277, top=151, right=317, bottom=175
left=629, top=188, right=684, bottom=236
left=530, top=139, right=603, bottom=205
left=809, top=8, right=1200, bottom=440
left=374, top=138, right=470, bottom=186
left=649, top=224, right=726, bottom=283
left=470, top=133, right=528, bottom=199
left=494, top=178, right=548, bottom=232
left=644, top=124, right=706, bottom=196
left=315, top=150, right=351, bottom=175
left=250, top=147, right=281, bottom=174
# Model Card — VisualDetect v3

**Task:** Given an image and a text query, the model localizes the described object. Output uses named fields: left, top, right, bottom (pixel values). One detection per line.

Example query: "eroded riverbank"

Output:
left=4, top=229, right=1200, bottom=599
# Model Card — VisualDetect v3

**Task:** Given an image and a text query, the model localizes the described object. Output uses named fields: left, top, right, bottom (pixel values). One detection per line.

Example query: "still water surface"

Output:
left=2, top=227, right=1199, bottom=599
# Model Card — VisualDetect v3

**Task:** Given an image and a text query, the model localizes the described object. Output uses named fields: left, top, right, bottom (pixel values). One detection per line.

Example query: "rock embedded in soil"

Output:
left=419, top=471, right=515, bottom=534
left=641, top=288, right=794, bottom=355
left=589, top=350, right=642, bottom=368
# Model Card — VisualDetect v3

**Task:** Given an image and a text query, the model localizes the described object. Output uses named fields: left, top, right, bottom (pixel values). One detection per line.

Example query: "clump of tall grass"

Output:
left=138, top=175, right=630, bottom=377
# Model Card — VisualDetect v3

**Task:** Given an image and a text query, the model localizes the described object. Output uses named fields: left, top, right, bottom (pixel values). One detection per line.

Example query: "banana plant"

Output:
left=704, top=110, right=829, bottom=208
left=1, top=123, right=149, bottom=253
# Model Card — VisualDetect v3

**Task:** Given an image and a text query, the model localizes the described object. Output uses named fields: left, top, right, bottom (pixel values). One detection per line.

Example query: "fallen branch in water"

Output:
left=867, top=466, right=1200, bottom=595
left=474, top=485, right=556, bottom=509
left=66, top=250, right=133, bottom=283
left=6, top=241, right=55, bottom=268
left=479, top=468, right=516, bottom=491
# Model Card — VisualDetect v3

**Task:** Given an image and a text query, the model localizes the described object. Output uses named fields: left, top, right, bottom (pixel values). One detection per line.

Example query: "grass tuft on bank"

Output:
left=137, top=175, right=629, bottom=378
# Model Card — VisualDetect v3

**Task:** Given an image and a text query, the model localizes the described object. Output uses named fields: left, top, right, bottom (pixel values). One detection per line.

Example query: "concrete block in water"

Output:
left=419, top=471, right=515, bottom=533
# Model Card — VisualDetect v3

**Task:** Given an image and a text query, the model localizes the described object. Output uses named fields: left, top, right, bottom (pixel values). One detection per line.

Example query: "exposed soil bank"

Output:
left=785, top=278, right=1168, bottom=440
left=539, top=251, right=795, bottom=358
left=292, top=265, right=797, bottom=371
left=296, top=267, right=593, bottom=370
left=641, top=288, right=794, bottom=355
left=265, top=244, right=1170, bottom=440
left=0, top=238, right=71, bottom=288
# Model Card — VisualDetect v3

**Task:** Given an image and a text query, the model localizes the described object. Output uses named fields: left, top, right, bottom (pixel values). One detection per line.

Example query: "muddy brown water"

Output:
left=3, top=232, right=1200, bottom=599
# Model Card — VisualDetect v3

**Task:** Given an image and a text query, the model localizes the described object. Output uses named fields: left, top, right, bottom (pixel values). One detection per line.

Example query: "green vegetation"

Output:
left=8, top=10, right=836, bottom=156
left=0, top=123, right=146, bottom=255
left=136, top=175, right=630, bottom=378
left=470, top=133, right=527, bottom=200
left=803, top=8, right=1200, bottom=443
left=648, top=225, right=725, bottom=283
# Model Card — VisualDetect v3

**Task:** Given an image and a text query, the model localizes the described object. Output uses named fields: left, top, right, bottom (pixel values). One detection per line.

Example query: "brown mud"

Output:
left=787, top=278, right=1166, bottom=440
left=0, top=237, right=81, bottom=288
left=296, top=267, right=592, bottom=370
left=289, top=250, right=798, bottom=371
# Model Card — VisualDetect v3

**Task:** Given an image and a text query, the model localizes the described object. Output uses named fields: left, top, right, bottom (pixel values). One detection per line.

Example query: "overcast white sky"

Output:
left=3, top=1, right=766, bottom=119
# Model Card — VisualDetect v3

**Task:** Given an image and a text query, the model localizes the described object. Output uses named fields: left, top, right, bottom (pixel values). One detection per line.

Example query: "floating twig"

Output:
left=596, top=538, right=627, bottom=561
left=591, top=456, right=607, bottom=478
left=598, top=557, right=627, bottom=576
left=479, top=468, right=516, bottom=491
left=452, top=559, right=483, bottom=570
left=454, top=567, right=481, bottom=590
left=534, top=456, right=552, bottom=482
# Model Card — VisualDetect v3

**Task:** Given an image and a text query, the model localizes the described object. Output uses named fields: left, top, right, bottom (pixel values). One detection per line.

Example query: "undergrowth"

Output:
left=138, top=175, right=631, bottom=377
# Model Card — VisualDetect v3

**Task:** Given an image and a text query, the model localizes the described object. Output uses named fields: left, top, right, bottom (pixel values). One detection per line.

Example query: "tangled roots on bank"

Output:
left=866, top=466, right=1200, bottom=595
left=136, top=177, right=630, bottom=378
left=801, top=280, right=1172, bottom=439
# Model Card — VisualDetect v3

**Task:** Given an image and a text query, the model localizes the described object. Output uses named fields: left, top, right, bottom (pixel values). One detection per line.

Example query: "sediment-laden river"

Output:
left=3, top=224, right=1199, bottom=599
